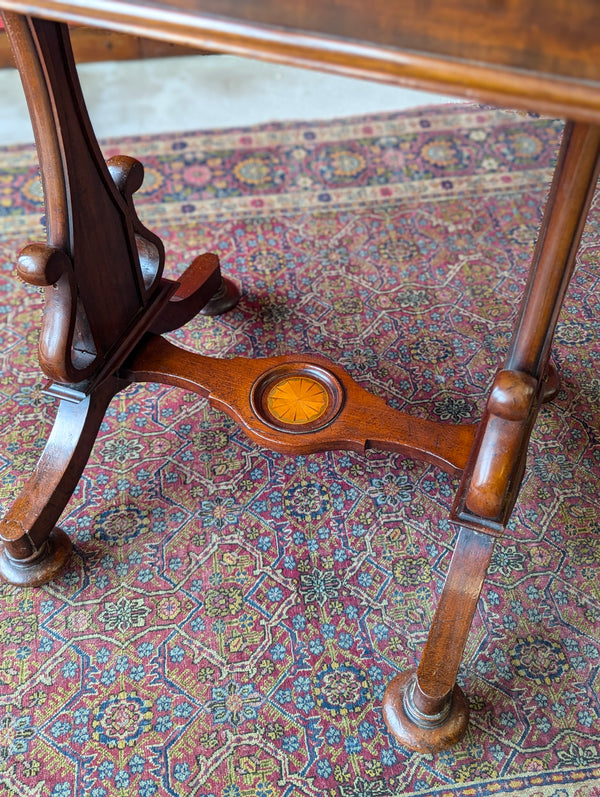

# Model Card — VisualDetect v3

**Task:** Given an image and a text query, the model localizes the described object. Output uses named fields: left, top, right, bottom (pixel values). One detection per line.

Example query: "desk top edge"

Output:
left=2, top=0, right=600, bottom=124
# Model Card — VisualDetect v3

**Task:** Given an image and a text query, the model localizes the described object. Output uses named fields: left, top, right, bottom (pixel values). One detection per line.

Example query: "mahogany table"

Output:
left=0, top=0, right=599, bottom=754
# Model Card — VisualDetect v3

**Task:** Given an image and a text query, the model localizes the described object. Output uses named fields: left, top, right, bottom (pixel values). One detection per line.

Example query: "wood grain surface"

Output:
left=1, top=0, right=599, bottom=121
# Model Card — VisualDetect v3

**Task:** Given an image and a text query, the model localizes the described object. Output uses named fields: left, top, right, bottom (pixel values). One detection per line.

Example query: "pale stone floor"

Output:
left=0, top=53, right=456, bottom=144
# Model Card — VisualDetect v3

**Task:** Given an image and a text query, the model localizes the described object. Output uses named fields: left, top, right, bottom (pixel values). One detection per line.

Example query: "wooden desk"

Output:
left=0, top=1, right=598, bottom=754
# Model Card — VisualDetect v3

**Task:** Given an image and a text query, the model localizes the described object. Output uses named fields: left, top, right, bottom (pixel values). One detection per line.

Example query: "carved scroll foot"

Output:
left=150, top=254, right=240, bottom=334
left=382, top=669, right=469, bottom=753
left=0, top=527, right=71, bottom=587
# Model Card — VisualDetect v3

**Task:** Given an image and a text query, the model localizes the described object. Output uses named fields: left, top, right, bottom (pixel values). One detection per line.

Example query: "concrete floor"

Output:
left=0, top=53, right=456, bottom=144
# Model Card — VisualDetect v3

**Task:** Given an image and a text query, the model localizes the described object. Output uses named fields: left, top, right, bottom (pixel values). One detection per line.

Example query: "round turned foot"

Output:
left=382, top=669, right=469, bottom=753
left=0, top=527, right=72, bottom=587
left=201, top=277, right=240, bottom=316
left=542, top=361, right=560, bottom=403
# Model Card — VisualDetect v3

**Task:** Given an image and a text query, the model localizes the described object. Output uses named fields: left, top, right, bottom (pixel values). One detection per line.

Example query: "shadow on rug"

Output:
left=0, top=104, right=599, bottom=796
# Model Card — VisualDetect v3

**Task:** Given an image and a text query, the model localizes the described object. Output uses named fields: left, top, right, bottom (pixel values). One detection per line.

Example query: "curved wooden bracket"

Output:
left=122, top=334, right=476, bottom=474
left=150, top=253, right=240, bottom=335
left=17, top=243, right=97, bottom=379
left=2, top=13, right=166, bottom=384
left=0, top=375, right=127, bottom=584
left=451, top=369, right=541, bottom=531
left=451, top=122, right=600, bottom=536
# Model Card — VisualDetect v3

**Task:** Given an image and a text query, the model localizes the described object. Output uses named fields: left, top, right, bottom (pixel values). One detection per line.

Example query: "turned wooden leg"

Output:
left=385, top=122, right=600, bottom=751
left=0, top=376, right=125, bottom=586
left=454, top=122, right=600, bottom=534
left=383, top=527, right=495, bottom=752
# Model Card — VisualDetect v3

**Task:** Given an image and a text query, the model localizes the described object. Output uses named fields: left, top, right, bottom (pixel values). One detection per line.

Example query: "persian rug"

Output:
left=0, top=103, right=599, bottom=797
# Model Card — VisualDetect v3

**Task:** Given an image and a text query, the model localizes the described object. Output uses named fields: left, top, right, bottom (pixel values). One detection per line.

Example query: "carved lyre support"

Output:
left=0, top=13, right=239, bottom=581
left=0, top=13, right=479, bottom=589
left=4, top=15, right=169, bottom=384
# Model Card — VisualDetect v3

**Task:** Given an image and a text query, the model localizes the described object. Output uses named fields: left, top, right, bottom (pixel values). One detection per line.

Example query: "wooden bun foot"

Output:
left=200, top=277, right=240, bottom=316
left=0, top=527, right=72, bottom=587
left=382, top=669, right=469, bottom=753
left=542, top=361, right=560, bottom=403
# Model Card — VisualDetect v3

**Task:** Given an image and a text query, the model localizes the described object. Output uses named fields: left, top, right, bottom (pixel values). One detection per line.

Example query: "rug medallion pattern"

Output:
left=0, top=105, right=599, bottom=796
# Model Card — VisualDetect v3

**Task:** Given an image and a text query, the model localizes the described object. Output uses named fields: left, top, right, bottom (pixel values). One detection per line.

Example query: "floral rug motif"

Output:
left=1, top=104, right=600, bottom=797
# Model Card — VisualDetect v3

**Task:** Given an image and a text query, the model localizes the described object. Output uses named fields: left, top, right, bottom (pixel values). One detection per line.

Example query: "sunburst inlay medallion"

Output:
left=250, top=363, right=344, bottom=433
left=266, top=376, right=329, bottom=424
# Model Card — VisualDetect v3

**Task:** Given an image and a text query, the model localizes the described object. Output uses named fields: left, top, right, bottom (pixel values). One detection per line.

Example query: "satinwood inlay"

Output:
left=266, top=375, right=329, bottom=424
left=250, top=363, right=344, bottom=433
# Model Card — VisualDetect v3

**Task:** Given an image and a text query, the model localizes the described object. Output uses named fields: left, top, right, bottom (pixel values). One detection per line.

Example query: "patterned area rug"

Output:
left=1, top=104, right=599, bottom=797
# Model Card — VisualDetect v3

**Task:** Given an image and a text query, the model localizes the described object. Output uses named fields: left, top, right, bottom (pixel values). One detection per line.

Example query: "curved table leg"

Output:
left=0, top=376, right=125, bottom=586
left=0, top=14, right=239, bottom=587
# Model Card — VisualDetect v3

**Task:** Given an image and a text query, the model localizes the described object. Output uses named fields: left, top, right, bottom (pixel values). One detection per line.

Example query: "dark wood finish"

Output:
left=0, top=25, right=200, bottom=68
left=5, top=15, right=168, bottom=384
left=0, top=376, right=125, bottom=582
left=383, top=671, right=469, bottom=755
left=0, top=11, right=240, bottom=574
left=2, top=0, right=600, bottom=123
left=0, top=528, right=72, bottom=586
left=543, top=361, right=561, bottom=404
left=0, top=0, right=598, bottom=754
